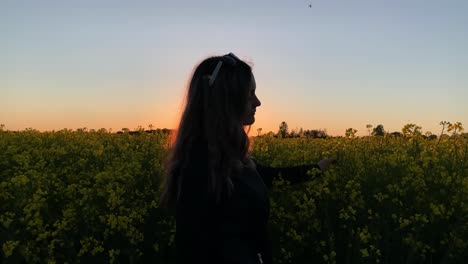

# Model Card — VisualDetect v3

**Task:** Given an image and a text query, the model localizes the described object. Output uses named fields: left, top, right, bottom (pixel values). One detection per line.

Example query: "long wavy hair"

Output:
left=160, top=54, right=253, bottom=208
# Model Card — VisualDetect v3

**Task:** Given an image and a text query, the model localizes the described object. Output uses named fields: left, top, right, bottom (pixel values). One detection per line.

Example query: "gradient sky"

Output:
left=2, top=0, right=467, bottom=136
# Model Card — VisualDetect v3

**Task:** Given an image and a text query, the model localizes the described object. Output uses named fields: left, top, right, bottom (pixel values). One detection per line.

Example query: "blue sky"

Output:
left=2, top=0, right=467, bottom=135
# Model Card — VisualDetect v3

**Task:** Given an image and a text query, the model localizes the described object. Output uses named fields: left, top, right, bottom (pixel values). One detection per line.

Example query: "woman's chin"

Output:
left=243, top=116, right=255, bottom=126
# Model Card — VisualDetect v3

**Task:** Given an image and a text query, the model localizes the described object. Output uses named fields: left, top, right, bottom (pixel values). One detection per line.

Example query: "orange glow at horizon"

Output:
left=3, top=111, right=445, bottom=137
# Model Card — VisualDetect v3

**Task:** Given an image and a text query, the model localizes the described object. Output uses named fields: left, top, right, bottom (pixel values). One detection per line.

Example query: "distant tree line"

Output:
left=253, top=121, right=466, bottom=139
left=2, top=121, right=464, bottom=139
left=343, top=121, right=464, bottom=139
left=254, top=121, right=329, bottom=139
left=117, top=125, right=172, bottom=136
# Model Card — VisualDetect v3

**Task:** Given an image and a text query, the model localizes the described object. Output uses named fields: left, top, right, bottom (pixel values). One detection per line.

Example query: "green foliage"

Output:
left=447, top=122, right=464, bottom=136
left=345, top=128, right=357, bottom=138
left=0, top=129, right=174, bottom=263
left=402, top=123, right=422, bottom=137
left=252, top=136, right=468, bottom=263
left=278, top=121, right=289, bottom=138
left=1, top=130, right=467, bottom=263
left=372, top=124, right=385, bottom=137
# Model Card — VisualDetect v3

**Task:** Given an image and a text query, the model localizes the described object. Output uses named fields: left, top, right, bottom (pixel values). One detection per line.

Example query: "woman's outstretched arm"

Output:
left=251, top=158, right=322, bottom=189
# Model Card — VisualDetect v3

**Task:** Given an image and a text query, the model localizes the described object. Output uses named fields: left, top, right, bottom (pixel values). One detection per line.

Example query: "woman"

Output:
left=160, top=53, right=334, bottom=264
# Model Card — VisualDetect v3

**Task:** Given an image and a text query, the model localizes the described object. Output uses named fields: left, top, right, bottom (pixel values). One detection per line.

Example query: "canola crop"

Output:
left=1, top=128, right=467, bottom=263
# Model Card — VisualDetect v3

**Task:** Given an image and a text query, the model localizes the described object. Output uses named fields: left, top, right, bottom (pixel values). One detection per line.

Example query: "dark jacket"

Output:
left=175, top=157, right=320, bottom=264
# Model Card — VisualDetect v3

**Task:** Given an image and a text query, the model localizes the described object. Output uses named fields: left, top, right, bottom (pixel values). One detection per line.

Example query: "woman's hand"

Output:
left=317, top=159, right=336, bottom=172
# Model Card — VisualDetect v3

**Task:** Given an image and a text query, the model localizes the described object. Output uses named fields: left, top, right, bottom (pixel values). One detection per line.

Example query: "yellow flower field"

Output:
left=1, top=128, right=467, bottom=263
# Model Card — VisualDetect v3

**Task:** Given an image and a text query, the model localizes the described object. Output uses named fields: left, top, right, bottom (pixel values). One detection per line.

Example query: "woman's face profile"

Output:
left=241, top=74, right=261, bottom=126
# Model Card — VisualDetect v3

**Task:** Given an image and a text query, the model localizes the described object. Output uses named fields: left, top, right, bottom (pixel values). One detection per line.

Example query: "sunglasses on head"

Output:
left=208, top=53, right=240, bottom=86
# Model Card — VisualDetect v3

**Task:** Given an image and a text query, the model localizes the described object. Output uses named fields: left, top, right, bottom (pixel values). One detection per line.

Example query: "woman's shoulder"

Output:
left=242, top=156, right=257, bottom=169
